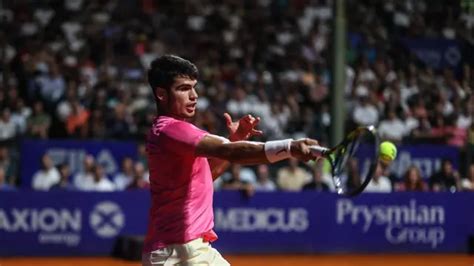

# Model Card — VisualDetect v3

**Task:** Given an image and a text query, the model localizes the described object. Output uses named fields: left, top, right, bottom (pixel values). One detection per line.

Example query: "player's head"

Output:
left=148, top=55, right=199, bottom=119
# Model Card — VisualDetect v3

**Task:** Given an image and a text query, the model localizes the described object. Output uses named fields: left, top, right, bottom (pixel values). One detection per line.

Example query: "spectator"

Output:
left=106, top=103, right=136, bottom=139
left=0, top=167, right=15, bottom=191
left=461, top=163, right=474, bottom=191
left=114, top=157, right=135, bottom=190
left=378, top=109, right=407, bottom=143
left=395, top=165, right=428, bottom=192
left=27, top=101, right=51, bottom=139
left=221, top=164, right=254, bottom=196
left=137, top=143, right=148, bottom=169
left=365, top=163, right=392, bottom=193
left=84, top=164, right=115, bottom=192
left=35, top=62, right=66, bottom=104
left=88, top=109, right=107, bottom=139
left=50, top=163, right=75, bottom=190
left=277, top=157, right=311, bottom=191
left=303, top=160, right=330, bottom=192
left=253, top=165, right=277, bottom=192
left=32, top=154, right=60, bottom=191
left=0, top=108, right=17, bottom=141
left=65, top=101, right=90, bottom=138
left=343, top=159, right=362, bottom=192
left=10, top=99, right=31, bottom=135
left=429, top=159, right=461, bottom=192
left=0, top=146, right=17, bottom=185
left=127, top=162, right=150, bottom=190
left=73, top=154, right=95, bottom=190
left=352, top=94, right=379, bottom=127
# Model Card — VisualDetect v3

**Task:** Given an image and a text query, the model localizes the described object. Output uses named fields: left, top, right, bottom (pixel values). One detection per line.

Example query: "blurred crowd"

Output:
left=2, top=150, right=471, bottom=193
left=0, top=0, right=473, bottom=191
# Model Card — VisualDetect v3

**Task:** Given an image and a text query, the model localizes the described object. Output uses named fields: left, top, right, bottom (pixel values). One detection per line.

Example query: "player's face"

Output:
left=166, top=77, right=198, bottom=119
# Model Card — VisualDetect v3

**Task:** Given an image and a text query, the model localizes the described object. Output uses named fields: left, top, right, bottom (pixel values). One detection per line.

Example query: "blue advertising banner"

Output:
left=0, top=191, right=149, bottom=256
left=357, top=145, right=459, bottom=179
left=213, top=192, right=473, bottom=253
left=20, top=140, right=138, bottom=188
left=0, top=191, right=472, bottom=256
left=401, top=38, right=463, bottom=71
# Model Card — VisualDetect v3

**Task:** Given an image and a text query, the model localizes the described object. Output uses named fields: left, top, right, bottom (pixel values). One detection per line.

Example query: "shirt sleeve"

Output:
left=160, top=120, right=208, bottom=155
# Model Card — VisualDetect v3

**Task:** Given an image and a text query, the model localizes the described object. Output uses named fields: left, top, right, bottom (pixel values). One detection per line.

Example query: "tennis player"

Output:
left=142, top=55, right=319, bottom=266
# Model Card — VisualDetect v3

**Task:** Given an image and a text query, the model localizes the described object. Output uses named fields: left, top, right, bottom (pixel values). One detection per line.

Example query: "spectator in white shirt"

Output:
left=461, top=164, right=474, bottom=191
left=0, top=109, right=17, bottom=141
left=254, top=164, right=277, bottom=192
left=73, top=154, right=95, bottom=190
left=365, top=163, right=392, bottom=192
left=378, top=110, right=407, bottom=142
left=352, top=96, right=379, bottom=126
left=32, top=154, right=60, bottom=190
left=113, top=157, right=134, bottom=190
left=84, top=164, right=115, bottom=192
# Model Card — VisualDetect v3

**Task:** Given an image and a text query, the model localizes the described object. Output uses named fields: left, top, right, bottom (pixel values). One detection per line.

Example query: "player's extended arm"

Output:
left=196, top=134, right=319, bottom=166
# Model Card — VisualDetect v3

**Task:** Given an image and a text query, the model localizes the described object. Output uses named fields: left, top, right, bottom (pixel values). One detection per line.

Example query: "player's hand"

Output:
left=290, top=138, right=319, bottom=162
left=225, top=113, right=263, bottom=141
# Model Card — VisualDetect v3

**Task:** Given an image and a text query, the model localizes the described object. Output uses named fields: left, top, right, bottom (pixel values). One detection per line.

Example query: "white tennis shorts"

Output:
left=142, top=238, right=230, bottom=266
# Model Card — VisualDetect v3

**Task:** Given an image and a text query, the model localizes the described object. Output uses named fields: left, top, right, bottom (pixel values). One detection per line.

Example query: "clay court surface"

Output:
left=1, top=254, right=473, bottom=266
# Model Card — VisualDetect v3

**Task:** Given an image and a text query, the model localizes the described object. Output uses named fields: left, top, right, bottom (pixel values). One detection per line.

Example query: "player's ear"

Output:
left=155, top=87, right=168, bottom=102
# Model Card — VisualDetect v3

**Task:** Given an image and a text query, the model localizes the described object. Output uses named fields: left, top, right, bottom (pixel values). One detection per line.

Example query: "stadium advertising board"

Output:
left=401, top=38, right=463, bottom=71
left=0, top=192, right=472, bottom=256
left=0, top=191, right=149, bottom=256
left=213, top=192, right=473, bottom=253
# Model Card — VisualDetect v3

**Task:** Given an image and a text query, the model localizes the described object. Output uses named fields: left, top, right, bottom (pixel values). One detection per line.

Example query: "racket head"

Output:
left=325, top=126, right=380, bottom=197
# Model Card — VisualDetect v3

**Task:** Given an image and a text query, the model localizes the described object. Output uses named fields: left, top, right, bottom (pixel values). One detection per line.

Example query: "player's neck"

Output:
left=158, top=111, right=189, bottom=121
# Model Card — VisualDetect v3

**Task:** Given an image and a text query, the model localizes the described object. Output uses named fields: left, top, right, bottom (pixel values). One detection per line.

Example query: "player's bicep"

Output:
left=195, top=134, right=230, bottom=158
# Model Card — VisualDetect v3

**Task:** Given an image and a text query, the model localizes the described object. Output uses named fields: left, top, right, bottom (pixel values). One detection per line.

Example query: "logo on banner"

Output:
left=89, top=201, right=125, bottom=238
left=214, top=208, right=309, bottom=232
left=444, top=46, right=461, bottom=66
left=0, top=207, right=82, bottom=246
left=336, top=199, right=445, bottom=248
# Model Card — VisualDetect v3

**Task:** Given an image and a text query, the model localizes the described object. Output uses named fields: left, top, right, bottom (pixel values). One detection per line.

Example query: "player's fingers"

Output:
left=304, top=138, right=319, bottom=146
left=251, top=116, right=261, bottom=126
left=223, top=113, right=232, bottom=125
left=251, top=129, right=264, bottom=136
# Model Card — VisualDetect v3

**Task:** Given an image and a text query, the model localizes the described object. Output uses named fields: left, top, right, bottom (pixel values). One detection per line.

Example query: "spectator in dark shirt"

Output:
left=303, top=160, right=330, bottom=192
left=429, top=159, right=461, bottom=192
left=127, top=162, right=150, bottom=190
left=221, top=164, right=254, bottom=196
left=50, top=163, right=75, bottom=191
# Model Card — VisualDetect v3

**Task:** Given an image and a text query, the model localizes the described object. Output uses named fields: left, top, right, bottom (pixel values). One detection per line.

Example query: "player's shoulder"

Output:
left=151, top=116, right=203, bottom=136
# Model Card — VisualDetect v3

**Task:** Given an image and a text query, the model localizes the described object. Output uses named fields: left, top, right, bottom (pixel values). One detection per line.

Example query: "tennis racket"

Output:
left=309, top=125, right=380, bottom=197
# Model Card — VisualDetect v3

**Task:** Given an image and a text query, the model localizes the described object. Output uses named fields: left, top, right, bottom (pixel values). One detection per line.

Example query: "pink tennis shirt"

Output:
left=143, top=115, right=217, bottom=252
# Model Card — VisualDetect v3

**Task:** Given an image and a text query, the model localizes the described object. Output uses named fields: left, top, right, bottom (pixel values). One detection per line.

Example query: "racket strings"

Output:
left=329, top=128, right=379, bottom=196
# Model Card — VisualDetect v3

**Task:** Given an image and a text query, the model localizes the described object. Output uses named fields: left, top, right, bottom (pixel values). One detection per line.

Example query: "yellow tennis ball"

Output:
left=379, top=141, right=397, bottom=163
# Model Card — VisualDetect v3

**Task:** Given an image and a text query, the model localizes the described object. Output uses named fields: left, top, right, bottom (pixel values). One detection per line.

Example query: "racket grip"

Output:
left=309, top=145, right=329, bottom=156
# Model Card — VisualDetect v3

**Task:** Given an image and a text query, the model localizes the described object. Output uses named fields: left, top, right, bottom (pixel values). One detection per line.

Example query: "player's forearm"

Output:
left=210, top=141, right=269, bottom=165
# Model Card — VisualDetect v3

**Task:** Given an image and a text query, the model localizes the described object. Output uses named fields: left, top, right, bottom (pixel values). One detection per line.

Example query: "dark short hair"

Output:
left=147, top=55, right=199, bottom=97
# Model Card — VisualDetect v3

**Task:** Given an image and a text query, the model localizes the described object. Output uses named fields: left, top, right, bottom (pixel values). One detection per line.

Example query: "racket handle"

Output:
left=309, top=145, right=329, bottom=156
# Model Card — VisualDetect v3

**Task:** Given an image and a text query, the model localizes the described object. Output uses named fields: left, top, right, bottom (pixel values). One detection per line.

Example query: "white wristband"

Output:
left=264, top=139, right=293, bottom=163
